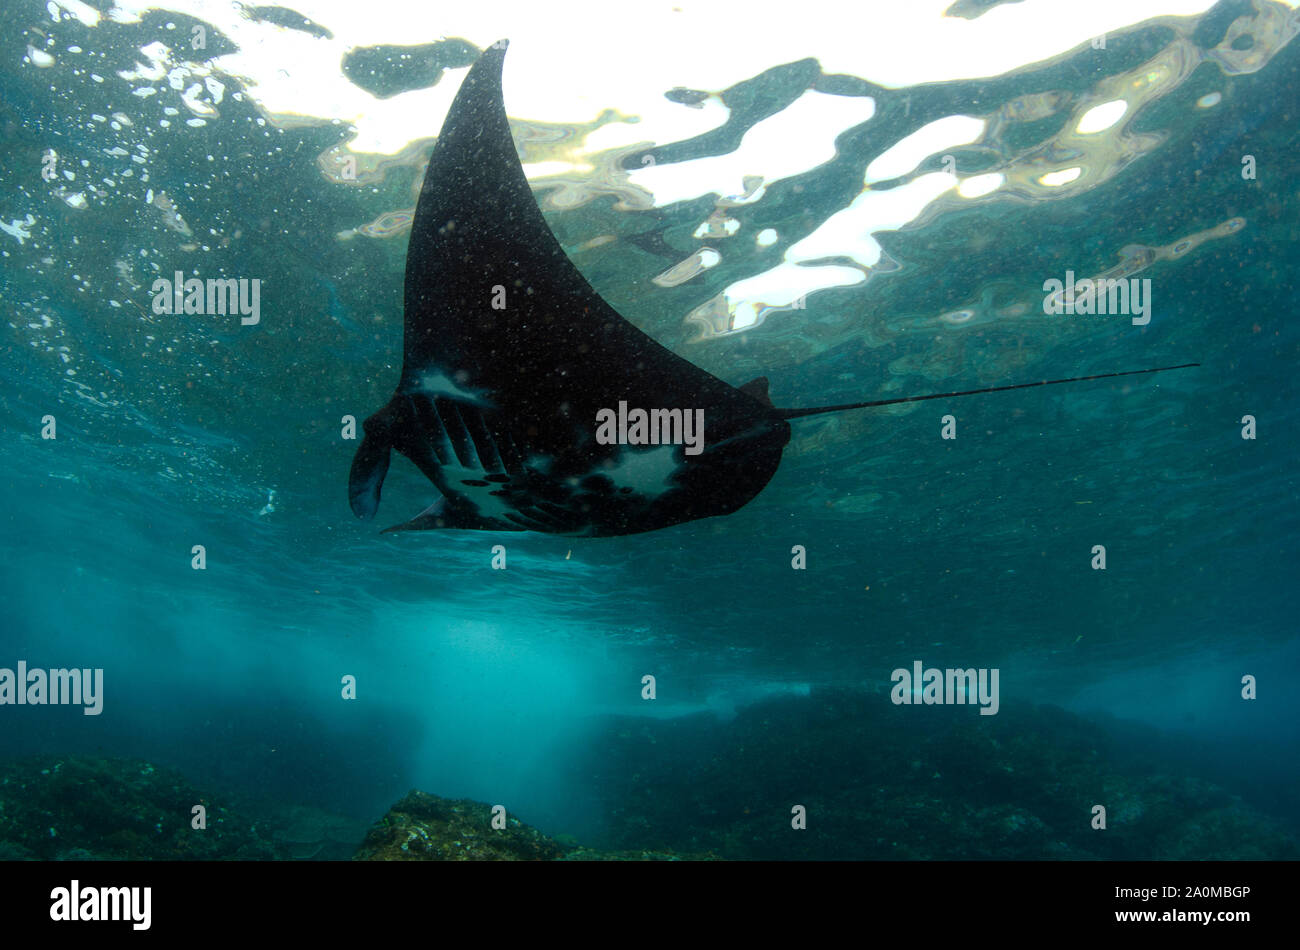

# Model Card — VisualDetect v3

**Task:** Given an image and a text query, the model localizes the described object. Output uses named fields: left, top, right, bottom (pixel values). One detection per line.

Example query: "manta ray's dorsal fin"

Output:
left=777, top=363, right=1199, bottom=420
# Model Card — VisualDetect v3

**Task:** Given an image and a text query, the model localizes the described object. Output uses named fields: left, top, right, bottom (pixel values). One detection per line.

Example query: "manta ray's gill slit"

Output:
left=460, top=406, right=507, bottom=474
left=411, top=395, right=455, bottom=466
left=522, top=505, right=571, bottom=531
left=504, top=510, right=551, bottom=531
left=435, top=397, right=484, bottom=471
left=492, top=432, right=523, bottom=476
left=537, top=499, right=579, bottom=520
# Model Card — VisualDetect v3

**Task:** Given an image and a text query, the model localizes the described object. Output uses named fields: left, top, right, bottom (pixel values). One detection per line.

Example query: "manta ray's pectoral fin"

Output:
left=348, top=400, right=402, bottom=519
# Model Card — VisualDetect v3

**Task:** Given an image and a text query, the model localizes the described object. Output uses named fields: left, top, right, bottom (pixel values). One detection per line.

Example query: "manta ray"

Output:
left=349, top=41, right=1195, bottom=538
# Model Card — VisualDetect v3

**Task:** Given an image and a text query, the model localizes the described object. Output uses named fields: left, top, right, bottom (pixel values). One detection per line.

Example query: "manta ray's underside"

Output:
left=348, top=41, right=1196, bottom=538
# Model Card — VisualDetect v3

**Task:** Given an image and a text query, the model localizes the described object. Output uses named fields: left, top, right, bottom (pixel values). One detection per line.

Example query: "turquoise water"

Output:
left=1, top=1, right=1297, bottom=859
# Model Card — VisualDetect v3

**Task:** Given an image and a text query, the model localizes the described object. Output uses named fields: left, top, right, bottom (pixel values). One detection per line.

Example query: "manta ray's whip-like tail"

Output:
left=777, top=363, right=1199, bottom=421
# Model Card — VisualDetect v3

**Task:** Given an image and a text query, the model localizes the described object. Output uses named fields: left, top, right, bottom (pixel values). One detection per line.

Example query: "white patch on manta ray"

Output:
left=598, top=445, right=681, bottom=497
left=416, top=371, right=494, bottom=407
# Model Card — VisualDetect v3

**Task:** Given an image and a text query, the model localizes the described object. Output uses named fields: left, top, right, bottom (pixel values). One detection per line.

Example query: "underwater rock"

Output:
left=0, top=755, right=283, bottom=860
left=557, top=691, right=1300, bottom=861
left=354, top=791, right=568, bottom=861
left=354, top=791, right=711, bottom=861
